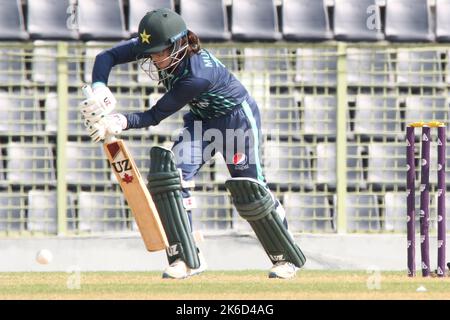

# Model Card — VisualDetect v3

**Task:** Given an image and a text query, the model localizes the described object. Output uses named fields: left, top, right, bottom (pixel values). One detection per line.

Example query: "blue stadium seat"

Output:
left=128, top=0, right=174, bottom=36
left=346, top=48, right=394, bottom=87
left=334, top=0, right=384, bottom=41
left=65, top=142, right=109, bottom=186
left=0, top=193, right=26, bottom=232
left=0, top=0, right=28, bottom=40
left=385, top=0, right=434, bottom=42
left=231, top=0, right=282, bottom=41
left=0, top=92, right=43, bottom=134
left=344, top=194, right=381, bottom=232
left=295, top=48, right=337, bottom=87
left=353, top=95, right=400, bottom=138
left=367, top=143, right=405, bottom=188
left=396, top=50, right=444, bottom=87
left=301, top=95, right=337, bottom=137
left=315, top=143, right=365, bottom=189
left=77, top=0, right=129, bottom=40
left=78, top=191, right=127, bottom=232
left=27, top=0, right=79, bottom=39
left=5, top=142, right=56, bottom=185
left=191, top=193, right=232, bottom=230
left=45, top=92, right=87, bottom=135
left=284, top=193, right=334, bottom=232
left=436, top=0, right=450, bottom=42
left=180, top=0, right=230, bottom=41
left=282, top=0, right=332, bottom=41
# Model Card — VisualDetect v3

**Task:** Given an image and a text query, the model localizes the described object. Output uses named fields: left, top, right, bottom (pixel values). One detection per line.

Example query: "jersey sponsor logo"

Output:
left=233, top=153, right=246, bottom=165
left=233, top=152, right=249, bottom=170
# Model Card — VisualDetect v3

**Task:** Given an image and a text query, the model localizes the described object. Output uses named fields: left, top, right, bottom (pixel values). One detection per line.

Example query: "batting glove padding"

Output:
left=86, top=113, right=127, bottom=143
left=80, top=84, right=117, bottom=123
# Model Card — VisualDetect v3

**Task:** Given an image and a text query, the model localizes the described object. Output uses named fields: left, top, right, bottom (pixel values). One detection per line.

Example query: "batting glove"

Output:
left=86, top=113, right=127, bottom=143
left=80, top=82, right=117, bottom=124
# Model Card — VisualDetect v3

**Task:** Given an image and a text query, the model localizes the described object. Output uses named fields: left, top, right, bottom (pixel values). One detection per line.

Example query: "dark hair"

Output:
left=185, top=30, right=201, bottom=56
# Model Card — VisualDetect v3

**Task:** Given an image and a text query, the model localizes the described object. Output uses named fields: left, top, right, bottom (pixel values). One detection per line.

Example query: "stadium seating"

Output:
left=404, top=96, right=448, bottom=130
left=301, top=95, right=337, bottom=137
left=261, top=95, right=300, bottom=138
left=128, top=0, right=174, bottom=36
left=231, top=0, right=282, bottom=41
left=384, top=192, right=415, bottom=232
left=0, top=0, right=28, bottom=40
left=353, top=95, right=400, bottom=138
left=343, top=194, right=381, bottom=232
left=242, top=48, right=289, bottom=85
left=191, top=193, right=232, bottom=230
left=315, top=143, right=365, bottom=189
left=27, top=0, right=79, bottom=40
left=32, top=41, right=80, bottom=85
left=396, top=50, right=444, bottom=87
left=65, top=142, right=109, bottom=186
left=0, top=193, right=27, bottom=232
left=367, top=143, right=406, bottom=188
left=295, top=48, right=337, bottom=87
left=333, top=0, right=384, bottom=41
left=436, top=0, right=450, bottom=42
left=262, top=140, right=313, bottom=189
left=346, top=48, right=394, bottom=87
left=180, top=0, right=230, bottom=41
left=77, top=0, right=129, bottom=40
left=0, top=92, right=43, bottom=134
left=27, top=190, right=59, bottom=234
left=385, top=0, right=434, bottom=42
left=284, top=193, right=334, bottom=232
left=77, top=191, right=127, bottom=232
left=0, top=48, right=28, bottom=85
left=5, top=142, right=56, bottom=185
left=282, top=0, right=332, bottom=41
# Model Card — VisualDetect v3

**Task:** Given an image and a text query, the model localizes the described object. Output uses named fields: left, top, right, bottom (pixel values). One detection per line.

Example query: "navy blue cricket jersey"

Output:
left=92, top=38, right=250, bottom=128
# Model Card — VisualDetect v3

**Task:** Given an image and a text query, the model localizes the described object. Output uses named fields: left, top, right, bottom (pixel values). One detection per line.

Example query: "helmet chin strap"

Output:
left=139, top=38, right=188, bottom=83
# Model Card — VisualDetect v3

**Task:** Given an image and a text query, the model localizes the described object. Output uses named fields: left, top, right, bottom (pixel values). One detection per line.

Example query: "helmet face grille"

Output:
left=138, top=38, right=188, bottom=82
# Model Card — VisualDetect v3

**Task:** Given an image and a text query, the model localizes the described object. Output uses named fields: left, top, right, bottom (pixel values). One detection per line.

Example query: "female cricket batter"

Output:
left=80, top=8, right=305, bottom=279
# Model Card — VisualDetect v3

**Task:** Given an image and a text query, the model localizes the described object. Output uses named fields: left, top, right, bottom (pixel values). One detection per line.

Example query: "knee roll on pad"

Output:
left=225, top=177, right=306, bottom=268
left=147, top=146, right=200, bottom=269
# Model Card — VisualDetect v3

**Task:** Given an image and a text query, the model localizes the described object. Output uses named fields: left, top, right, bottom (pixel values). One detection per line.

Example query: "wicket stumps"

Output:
left=406, top=121, right=446, bottom=277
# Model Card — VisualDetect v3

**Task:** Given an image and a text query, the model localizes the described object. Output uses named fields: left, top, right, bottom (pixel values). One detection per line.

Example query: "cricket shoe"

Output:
left=268, top=261, right=298, bottom=279
left=162, top=250, right=207, bottom=279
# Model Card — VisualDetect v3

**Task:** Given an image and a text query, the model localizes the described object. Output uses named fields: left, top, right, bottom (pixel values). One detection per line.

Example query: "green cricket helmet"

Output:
left=133, top=8, right=188, bottom=57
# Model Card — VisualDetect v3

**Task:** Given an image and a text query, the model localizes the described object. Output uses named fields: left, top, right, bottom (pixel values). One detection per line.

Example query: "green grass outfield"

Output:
left=0, top=270, right=449, bottom=300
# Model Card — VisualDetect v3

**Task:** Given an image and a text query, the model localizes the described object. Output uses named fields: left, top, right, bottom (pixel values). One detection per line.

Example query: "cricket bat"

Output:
left=82, top=85, right=169, bottom=252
